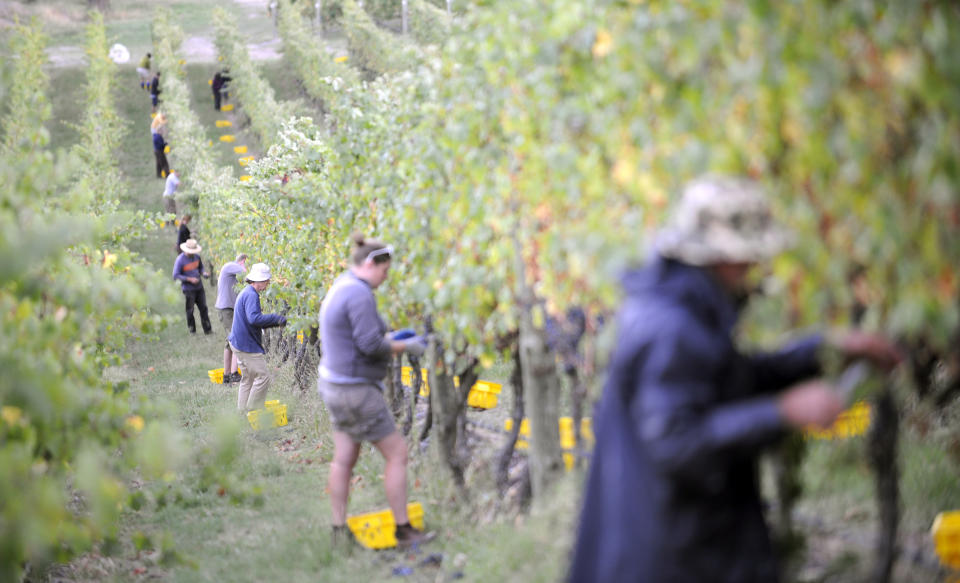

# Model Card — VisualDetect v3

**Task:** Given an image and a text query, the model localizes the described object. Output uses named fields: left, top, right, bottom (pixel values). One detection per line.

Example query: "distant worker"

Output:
left=212, top=69, right=232, bottom=111
left=216, top=253, right=248, bottom=384
left=150, top=70, right=162, bottom=113
left=162, top=169, right=180, bottom=224
left=152, top=113, right=170, bottom=179
left=172, top=239, right=213, bottom=336
left=137, top=52, right=151, bottom=90
left=228, top=263, right=287, bottom=413
left=177, top=214, right=192, bottom=254
left=318, top=233, right=432, bottom=548
left=569, top=177, right=902, bottom=583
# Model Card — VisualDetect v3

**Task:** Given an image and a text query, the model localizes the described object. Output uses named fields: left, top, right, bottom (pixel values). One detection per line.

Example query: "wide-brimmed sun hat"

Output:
left=656, top=176, right=792, bottom=266
left=247, top=263, right=272, bottom=282
left=180, top=239, right=202, bottom=254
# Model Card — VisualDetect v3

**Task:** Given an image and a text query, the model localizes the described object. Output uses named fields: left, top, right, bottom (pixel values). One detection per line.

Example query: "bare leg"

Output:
left=223, top=347, right=232, bottom=374
left=373, top=430, right=409, bottom=524
left=230, top=352, right=239, bottom=374
left=329, top=430, right=361, bottom=526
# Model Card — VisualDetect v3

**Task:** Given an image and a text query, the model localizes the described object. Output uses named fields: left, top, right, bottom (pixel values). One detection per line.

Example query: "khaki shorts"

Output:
left=218, top=308, right=234, bottom=348
left=318, top=378, right=396, bottom=443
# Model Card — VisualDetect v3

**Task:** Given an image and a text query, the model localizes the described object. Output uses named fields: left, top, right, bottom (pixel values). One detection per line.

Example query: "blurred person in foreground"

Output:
left=216, top=253, right=247, bottom=383
left=568, top=177, right=901, bottom=583
left=228, top=263, right=286, bottom=413
left=318, top=233, right=432, bottom=548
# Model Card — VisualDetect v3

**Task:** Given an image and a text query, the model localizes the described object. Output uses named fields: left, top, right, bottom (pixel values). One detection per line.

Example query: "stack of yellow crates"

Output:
left=504, top=417, right=594, bottom=470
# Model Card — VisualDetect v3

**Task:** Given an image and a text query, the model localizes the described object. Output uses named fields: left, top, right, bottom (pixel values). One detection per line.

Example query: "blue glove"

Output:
left=388, top=328, right=416, bottom=341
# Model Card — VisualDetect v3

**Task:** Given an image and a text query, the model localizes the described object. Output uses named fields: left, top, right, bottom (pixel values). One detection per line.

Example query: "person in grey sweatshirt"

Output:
left=318, top=233, right=431, bottom=548
left=215, top=253, right=247, bottom=383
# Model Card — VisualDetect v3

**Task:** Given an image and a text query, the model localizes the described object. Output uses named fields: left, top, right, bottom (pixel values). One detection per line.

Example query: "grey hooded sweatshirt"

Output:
left=318, top=271, right=392, bottom=384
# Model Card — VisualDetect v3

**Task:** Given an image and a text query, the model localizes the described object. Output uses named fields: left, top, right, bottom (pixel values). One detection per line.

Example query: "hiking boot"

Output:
left=394, top=523, right=435, bottom=548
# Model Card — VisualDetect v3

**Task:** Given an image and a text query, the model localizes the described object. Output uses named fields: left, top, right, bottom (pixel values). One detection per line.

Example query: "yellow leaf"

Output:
left=592, top=29, right=613, bottom=58
left=1, top=406, right=22, bottom=425
left=102, top=250, right=118, bottom=269
left=125, top=415, right=145, bottom=433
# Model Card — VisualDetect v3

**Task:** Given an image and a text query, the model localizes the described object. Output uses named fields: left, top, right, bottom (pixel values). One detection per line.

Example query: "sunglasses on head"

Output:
left=365, top=246, right=394, bottom=263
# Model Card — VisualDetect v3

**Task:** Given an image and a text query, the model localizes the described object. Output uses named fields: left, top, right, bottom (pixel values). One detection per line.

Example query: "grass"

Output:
left=25, top=4, right=960, bottom=582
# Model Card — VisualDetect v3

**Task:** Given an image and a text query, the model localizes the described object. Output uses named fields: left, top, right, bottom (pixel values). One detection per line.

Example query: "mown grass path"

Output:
left=43, top=40, right=576, bottom=581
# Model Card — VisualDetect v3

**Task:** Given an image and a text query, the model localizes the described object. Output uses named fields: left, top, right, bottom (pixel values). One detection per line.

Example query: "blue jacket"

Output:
left=152, top=132, right=165, bottom=152
left=228, top=285, right=284, bottom=354
left=569, top=257, right=821, bottom=583
left=172, top=253, right=204, bottom=292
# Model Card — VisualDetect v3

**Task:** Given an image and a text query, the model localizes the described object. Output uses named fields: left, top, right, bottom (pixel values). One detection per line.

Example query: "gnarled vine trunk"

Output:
left=868, top=385, right=899, bottom=583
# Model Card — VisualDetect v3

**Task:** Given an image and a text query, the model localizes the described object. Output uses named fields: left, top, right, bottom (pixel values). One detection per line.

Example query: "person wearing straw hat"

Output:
left=228, top=263, right=286, bottom=413
left=569, top=176, right=901, bottom=583
left=172, top=238, right=212, bottom=335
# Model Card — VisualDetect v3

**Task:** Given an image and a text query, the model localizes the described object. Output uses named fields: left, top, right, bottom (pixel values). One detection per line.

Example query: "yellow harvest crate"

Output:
left=216, top=119, right=232, bottom=128
left=178, top=59, right=185, bottom=65
left=505, top=417, right=594, bottom=469
left=933, top=511, right=960, bottom=570
left=208, top=367, right=242, bottom=384
left=467, top=380, right=502, bottom=409
left=208, top=79, right=212, bottom=85
left=222, top=104, right=234, bottom=112
left=219, top=134, right=236, bottom=143
left=163, top=145, right=170, bottom=153
left=400, top=367, right=501, bottom=406
left=238, top=155, right=255, bottom=166
left=347, top=502, right=424, bottom=550
left=233, top=145, right=248, bottom=154
left=806, top=401, right=871, bottom=440
left=296, top=330, right=305, bottom=344
left=208, top=368, right=224, bottom=384
left=401, top=366, right=431, bottom=397
left=247, top=401, right=288, bottom=429
left=334, top=55, right=349, bottom=63
left=239, top=175, right=252, bottom=182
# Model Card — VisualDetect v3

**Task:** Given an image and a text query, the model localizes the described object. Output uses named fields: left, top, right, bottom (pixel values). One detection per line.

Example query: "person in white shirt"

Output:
left=162, top=169, right=180, bottom=225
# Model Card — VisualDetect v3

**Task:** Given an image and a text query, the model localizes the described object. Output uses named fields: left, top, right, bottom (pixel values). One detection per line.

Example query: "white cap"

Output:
left=247, top=263, right=271, bottom=282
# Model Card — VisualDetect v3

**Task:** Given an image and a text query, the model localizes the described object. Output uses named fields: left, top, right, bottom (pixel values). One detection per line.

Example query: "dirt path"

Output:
left=36, top=0, right=283, bottom=68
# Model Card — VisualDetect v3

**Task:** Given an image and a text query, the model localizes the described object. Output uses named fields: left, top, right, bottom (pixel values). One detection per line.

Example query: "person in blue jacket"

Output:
left=172, top=238, right=212, bottom=335
left=228, top=262, right=286, bottom=413
left=569, top=176, right=902, bottom=583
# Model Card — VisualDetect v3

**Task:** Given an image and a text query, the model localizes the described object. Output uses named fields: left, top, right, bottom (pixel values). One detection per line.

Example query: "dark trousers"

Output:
left=213, top=88, right=221, bottom=111
left=154, top=149, right=170, bottom=178
left=183, top=287, right=212, bottom=334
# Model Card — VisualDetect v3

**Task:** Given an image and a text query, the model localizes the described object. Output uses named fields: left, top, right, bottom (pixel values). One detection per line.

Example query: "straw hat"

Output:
left=180, top=239, right=202, bottom=254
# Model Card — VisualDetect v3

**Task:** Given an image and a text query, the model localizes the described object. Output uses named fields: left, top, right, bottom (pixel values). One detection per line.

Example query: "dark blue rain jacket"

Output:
left=569, top=257, right=822, bottom=583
